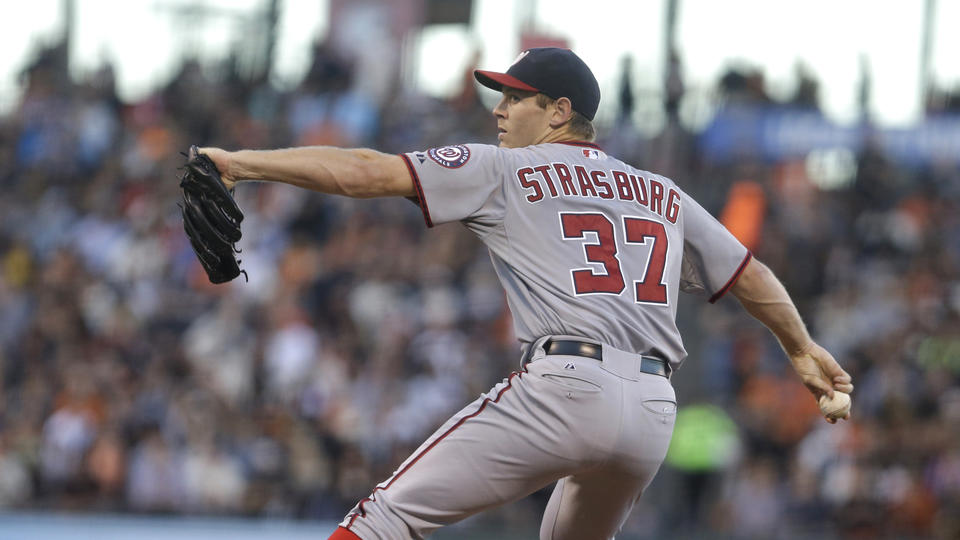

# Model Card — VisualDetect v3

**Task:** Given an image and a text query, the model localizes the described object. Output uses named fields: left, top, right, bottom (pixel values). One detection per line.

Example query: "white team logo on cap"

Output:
left=428, top=145, right=471, bottom=169
left=510, top=50, right=530, bottom=67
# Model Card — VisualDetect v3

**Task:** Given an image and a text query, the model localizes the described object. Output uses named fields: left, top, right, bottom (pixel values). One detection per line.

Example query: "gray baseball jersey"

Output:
left=400, top=141, right=750, bottom=367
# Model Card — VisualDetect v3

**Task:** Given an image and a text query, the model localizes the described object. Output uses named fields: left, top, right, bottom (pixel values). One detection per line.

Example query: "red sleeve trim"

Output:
left=709, top=252, right=753, bottom=304
left=399, top=153, right=433, bottom=228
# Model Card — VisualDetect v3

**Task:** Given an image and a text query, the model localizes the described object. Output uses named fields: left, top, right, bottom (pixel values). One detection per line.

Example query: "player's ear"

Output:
left=549, top=97, right=574, bottom=128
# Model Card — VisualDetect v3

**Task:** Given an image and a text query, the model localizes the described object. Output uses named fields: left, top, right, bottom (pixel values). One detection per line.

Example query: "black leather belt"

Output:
left=543, top=339, right=672, bottom=379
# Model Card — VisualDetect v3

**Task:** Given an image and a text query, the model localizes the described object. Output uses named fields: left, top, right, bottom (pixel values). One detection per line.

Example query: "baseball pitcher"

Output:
left=194, top=48, right=853, bottom=540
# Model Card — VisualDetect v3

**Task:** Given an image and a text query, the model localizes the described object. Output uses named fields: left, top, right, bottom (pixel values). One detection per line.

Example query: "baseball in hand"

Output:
left=818, top=391, right=851, bottom=419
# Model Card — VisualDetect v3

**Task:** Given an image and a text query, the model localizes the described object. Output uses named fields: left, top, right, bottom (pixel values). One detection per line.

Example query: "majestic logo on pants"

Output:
left=428, top=145, right=471, bottom=168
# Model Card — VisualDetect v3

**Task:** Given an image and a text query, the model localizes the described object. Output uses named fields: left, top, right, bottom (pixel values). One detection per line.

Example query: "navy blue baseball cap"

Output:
left=474, top=47, right=601, bottom=121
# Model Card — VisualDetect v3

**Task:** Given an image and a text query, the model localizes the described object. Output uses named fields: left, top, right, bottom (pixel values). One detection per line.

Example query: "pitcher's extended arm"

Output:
left=198, top=146, right=415, bottom=198
left=731, top=257, right=853, bottom=422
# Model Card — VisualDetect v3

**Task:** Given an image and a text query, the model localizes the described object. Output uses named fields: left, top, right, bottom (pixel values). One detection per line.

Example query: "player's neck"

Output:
left=535, top=126, right=590, bottom=146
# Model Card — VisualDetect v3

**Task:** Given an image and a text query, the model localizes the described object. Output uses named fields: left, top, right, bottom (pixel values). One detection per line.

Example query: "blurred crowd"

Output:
left=0, top=38, right=958, bottom=540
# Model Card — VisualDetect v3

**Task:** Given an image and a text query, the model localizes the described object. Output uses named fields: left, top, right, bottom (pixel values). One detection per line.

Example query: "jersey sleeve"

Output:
left=679, top=191, right=752, bottom=303
left=399, top=143, right=504, bottom=227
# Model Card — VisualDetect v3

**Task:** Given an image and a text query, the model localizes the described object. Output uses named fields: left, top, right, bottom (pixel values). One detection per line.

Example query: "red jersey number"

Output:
left=624, top=218, right=669, bottom=305
left=560, top=213, right=669, bottom=305
left=560, top=213, right=625, bottom=294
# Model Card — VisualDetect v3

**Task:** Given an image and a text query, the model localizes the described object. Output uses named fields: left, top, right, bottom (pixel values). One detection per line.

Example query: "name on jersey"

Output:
left=515, top=163, right=681, bottom=223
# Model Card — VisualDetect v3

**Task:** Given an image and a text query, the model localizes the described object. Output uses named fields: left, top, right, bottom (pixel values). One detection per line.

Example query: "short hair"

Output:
left=536, top=93, right=596, bottom=142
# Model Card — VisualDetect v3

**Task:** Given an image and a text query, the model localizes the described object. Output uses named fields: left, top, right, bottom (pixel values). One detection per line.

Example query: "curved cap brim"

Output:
left=474, top=70, right=540, bottom=93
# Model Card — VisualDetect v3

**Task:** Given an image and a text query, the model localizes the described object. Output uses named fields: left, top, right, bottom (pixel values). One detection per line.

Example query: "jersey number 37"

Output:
left=560, top=212, right=668, bottom=306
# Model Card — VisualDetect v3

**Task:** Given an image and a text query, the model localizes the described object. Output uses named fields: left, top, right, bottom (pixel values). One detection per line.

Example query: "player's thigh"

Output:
left=539, top=468, right=648, bottom=540
left=539, top=375, right=677, bottom=540
left=380, top=374, right=568, bottom=524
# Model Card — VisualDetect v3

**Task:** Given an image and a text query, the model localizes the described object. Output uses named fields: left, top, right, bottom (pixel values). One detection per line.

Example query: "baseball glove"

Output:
left=178, top=145, right=246, bottom=283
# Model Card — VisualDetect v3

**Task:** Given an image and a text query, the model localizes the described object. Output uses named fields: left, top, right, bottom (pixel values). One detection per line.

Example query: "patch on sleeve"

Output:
left=427, top=145, right=471, bottom=169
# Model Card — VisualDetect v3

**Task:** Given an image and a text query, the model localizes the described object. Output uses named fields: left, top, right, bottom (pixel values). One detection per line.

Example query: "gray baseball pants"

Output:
left=338, top=335, right=678, bottom=539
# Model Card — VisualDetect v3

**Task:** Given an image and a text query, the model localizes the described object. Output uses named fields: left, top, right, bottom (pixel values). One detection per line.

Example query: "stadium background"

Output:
left=1, top=1, right=959, bottom=538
